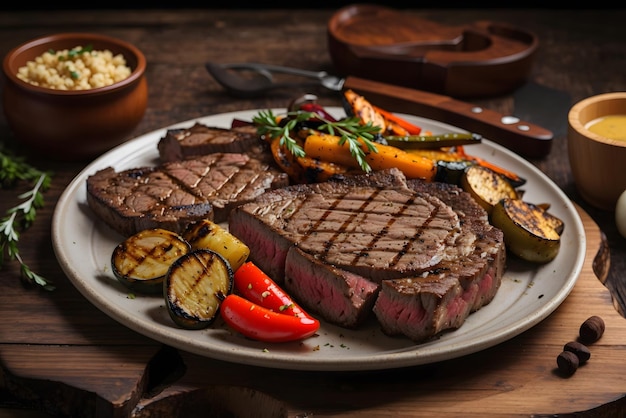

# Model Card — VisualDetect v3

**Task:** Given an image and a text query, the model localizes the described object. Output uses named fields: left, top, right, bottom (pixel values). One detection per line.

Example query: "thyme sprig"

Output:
left=0, top=148, right=54, bottom=290
left=252, top=109, right=381, bottom=172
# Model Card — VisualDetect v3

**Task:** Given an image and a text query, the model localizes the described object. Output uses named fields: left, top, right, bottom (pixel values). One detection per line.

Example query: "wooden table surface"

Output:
left=0, top=7, right=625, bottom=418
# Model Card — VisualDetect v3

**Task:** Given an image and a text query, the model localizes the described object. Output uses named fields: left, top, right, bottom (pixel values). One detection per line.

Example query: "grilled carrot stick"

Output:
left=372, top=105, right=423, bottom=135
left=303, top=133, right=437, bottom=181
left=270, top=137, right=304, bottom=182
left=455, top=145, right=524, bottom=183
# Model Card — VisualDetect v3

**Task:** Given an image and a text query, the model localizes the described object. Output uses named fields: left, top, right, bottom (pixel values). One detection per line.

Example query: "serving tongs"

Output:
left=205, top=62, right=553, bottom=158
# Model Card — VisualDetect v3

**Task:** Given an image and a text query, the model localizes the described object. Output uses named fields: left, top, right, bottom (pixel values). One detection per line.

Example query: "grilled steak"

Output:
left=228, top=168, right=505, bottom=341
left=87, top=152, right=289, bottom=237
left=158, top=123, right=262, bottom=162
left=285, top=247, right=381, bottom=328
left=372, top=179, right=505, bottom=341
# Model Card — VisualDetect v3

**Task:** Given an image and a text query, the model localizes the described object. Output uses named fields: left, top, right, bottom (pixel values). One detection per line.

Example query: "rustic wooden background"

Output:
left=0, top=7, right=625, bottom=418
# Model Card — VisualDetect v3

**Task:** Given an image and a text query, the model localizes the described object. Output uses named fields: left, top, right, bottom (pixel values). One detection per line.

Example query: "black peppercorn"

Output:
left=579, top=315, right=605, bottom=344
left=557, top=350, right=579, bottom=376
left=564, top=341, right=591, bottom=364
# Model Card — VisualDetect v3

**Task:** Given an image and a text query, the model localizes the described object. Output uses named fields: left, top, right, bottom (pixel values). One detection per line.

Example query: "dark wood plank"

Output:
left=0, top=8, right=625, bottom=417
left=3, top=207, right=623, bottom=417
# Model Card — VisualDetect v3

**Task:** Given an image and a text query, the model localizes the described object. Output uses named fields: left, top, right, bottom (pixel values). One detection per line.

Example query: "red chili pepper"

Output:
left=372, top=105, right=422, bottom=135
left=220, top=294, right=320, bottom=343
left=299, top=102, right=337, bottom=122
left=233, top=261, right=315, bottom=321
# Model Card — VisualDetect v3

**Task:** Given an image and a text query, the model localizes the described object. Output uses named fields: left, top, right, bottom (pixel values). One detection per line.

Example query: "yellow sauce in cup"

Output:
left=586, top=114, right=626, bottom=141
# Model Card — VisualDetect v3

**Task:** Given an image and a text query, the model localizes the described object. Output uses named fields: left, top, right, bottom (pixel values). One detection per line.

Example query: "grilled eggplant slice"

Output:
left=164, top=249, right=234, bottom=329
left=461, top=165, right=519, bottom=215
left=111, top=228, right=191, bottom=294
left=182, top=219, right=250, bottom=272
left=491, top=198, right=564, bottom=263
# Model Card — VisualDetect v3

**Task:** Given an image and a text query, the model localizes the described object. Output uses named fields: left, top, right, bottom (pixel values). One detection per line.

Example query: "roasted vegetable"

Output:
left=111, top=228, right=190, bottom=294
left=434, top=160, right=474, bottom=185
left=233, top=261, right=319, bottom=322
left=182, top=219, right=250, bottom=272
left=269, top=136, right=305, bottom=182
left=164, top=249, right=234, bottom=329
left=491, top=198, right=564, bottom=263
left=460, top=165, right=519, bottom=215
left=343, top=89, right=387, bottom=132
left=455, top=145, right=525, bottom=187
left=371, top=104, right=423, bottom=135
left=296, top=152, right=350, bottom=183
left=220, top=294, right=320, bottom=343
left=304, top=132, right=437, bottom=180
left=406, top=145, right=526, bottom=188
left=343, top=89, right=423, bottom=136
left=385, top=133, right=481, bottom=150
left=253, top=108, right=380, bottom=173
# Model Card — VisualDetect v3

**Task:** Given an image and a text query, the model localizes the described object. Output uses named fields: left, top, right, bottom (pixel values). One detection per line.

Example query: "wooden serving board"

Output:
left=1, top=206, right=625, bottom=417
left=327, top=4, right=538, bottom=99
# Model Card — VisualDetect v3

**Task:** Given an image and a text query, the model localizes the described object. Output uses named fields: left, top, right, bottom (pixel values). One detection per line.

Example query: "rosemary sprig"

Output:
left=0, top=148, right=54, bottom=291
left=252, top=109, right=381, bottom=172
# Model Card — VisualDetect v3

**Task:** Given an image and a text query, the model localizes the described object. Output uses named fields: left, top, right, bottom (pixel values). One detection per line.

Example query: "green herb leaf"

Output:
left=252, top=109, right=380, bottom=172
left=0, top=146, right=54, bottom=291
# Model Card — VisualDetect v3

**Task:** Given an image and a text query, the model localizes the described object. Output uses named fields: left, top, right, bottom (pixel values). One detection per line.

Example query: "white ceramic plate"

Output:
left=52, top=108, right=586, bottom=371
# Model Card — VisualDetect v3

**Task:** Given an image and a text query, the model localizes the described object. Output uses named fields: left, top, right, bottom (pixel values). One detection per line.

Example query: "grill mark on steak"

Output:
left=306, top=188, right=449, bottom=271
left=391, top=197, right=443, bottom=268
left=158, top=123, right=262, bottom=163
left=229, top=170, right=462, bottom=283
left=87, top=152, right=289, bottom=237
left=228, top=168, right=505, bottom=342
left=370, top=178, right=505, bottom=342
left=235, top=185, right=460, bottom=282
left=87, top=167, right=214, bottom=238
left=306, top=187, right=390, bottom=263
left=161, top=153, right=276, bottom=220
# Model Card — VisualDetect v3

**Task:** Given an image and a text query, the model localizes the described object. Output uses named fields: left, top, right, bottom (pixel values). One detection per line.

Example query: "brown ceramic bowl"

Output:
left=568, top=92, right=626, bottom=211
left=2, top=33, right=148, bottom=161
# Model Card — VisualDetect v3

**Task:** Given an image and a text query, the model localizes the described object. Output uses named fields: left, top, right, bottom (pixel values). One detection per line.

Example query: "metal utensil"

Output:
left=205, top=62, right=345, bottom=97
left=205, top=62, right=553, bottom=158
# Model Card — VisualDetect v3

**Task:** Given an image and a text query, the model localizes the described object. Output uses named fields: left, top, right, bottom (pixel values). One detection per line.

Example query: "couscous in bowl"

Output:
left=2, top=32, right=147, bottom=161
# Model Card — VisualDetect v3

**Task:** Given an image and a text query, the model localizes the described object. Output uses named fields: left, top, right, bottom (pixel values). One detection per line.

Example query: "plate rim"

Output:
left=51, top=108, right=586, bottom=371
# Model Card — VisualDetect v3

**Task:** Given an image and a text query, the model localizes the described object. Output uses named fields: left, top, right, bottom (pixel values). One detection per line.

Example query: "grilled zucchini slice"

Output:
left=491, top=198, right=565, bottom=263
left=164, top=249, right=234, bottom=329
left=111, top=228, right=191, bottom=294
left=385, top=132, right=482, bottom=150
left=461, top=165, right=519, bottom=215
left=182, top=219, right=250, bottom=272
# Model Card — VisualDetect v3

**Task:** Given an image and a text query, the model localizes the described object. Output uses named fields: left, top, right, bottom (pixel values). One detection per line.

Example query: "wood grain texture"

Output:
left=0, top=8, right=625, bottom=417
left=328, top=4, right=539, bottom=98
left=0, top=207, right=623, bottom=417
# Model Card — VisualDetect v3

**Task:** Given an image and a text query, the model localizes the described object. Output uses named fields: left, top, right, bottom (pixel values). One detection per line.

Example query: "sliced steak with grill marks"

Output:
left=373, top=177, right=505, bottom=341
left=285, top=247, right=381, bottom=328
left=158, top=123, right=262, bottom=162
left=229, top=169, right=461, bottom=282
left=228, top=168, right=506, bottom=341
left=87, top=152, right=289, bottom=237
left=87, top=166, right=214, bottom=238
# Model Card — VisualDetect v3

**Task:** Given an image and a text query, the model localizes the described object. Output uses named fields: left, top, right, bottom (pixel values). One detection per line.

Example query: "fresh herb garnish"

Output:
left=0, top=148, right=54, bottom=290
left=67, top=44, right=93, bottom=59
left=252, top=109, right=381, bottom=172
